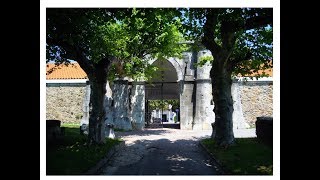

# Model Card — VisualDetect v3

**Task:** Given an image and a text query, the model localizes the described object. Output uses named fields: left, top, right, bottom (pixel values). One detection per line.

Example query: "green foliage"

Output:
left=47, top=8, right=187, bottom=81
left=181, top=8, right=273, bottom=78
left=201, top=138, right=273, bottom=175
left=47, top=124, right=122, bottom=175
left=173, top=115, right=178, bottom=123
left=46, top=8, right=187, bottom=145
left=60, top=123, right=80, bottom=128
left=148, top=99, right=179, bottom=111
left=195, top=55, right=213, bottom=67
left=231, top=26, right=273, bottom=78
left=47, top=9, right=113, bottom=63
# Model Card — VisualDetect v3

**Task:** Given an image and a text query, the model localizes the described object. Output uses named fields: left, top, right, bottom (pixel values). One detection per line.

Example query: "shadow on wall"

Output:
left=110, top=81, right=132, bottom=130
left=130, top=84, right=145, bottom=130
left=179, top=80, right=184, bottom=95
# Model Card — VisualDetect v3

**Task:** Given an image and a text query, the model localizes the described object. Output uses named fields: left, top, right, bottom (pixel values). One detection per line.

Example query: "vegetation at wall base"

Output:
left=46, top=124, right=122, bottom=175
left=201, top=137, right=273, bottom=175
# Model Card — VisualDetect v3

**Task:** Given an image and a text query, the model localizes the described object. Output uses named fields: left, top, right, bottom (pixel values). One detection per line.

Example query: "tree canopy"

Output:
left=46, top=8, right=187, bottom=144
left=181, top=8, right=273, bottom=78
left=47, top=8, right=186, bottom=81
left=148, top=99, right=179, bottom=112
left=180, top=8, right=273, bottom=146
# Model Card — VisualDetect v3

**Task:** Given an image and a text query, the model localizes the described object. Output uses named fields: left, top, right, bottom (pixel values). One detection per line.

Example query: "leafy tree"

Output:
left=148, top=99, right=179, bottom=111
left=182, top=8, right=272, bottom=147
left=46, top=8, right=186, bottom=145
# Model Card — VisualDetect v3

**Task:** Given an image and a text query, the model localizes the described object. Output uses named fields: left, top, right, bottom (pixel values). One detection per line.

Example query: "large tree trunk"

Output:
left=88, top=79, right=107, bottom=145
left=211, top=59, right=235, bottom=147
left=61, top=46, right=113, bottom=145
left=84, top=59, right=111, bottom=145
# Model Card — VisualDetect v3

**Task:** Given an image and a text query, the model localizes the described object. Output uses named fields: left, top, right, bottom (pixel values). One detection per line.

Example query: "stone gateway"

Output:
left=76, top=50, right=272, bottom=133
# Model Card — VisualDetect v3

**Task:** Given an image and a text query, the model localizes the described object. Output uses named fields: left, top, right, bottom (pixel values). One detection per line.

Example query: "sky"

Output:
left=41, top=1, right=280, bottom=180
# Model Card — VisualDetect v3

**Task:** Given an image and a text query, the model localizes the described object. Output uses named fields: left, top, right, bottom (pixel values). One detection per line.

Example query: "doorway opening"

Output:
left=145, top=59, right=180, bottom=129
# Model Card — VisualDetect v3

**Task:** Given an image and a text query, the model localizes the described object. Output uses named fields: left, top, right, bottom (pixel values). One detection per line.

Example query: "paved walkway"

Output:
left=100, top=128, right=256, bottom=175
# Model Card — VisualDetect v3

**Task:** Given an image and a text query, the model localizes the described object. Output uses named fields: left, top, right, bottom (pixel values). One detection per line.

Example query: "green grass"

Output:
left=201, top=138, right=273, bottom=175
left=61, top=123, right=80, bottom=128
left=46, top=124, right=122, bottom=175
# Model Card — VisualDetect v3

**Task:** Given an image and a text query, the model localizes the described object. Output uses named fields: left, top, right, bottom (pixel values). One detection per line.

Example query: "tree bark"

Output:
left=210, top=58, right=235, bottom=147
left=85, top=59, right=111, bottom=145
left=88, top=79, right=107, bottom=145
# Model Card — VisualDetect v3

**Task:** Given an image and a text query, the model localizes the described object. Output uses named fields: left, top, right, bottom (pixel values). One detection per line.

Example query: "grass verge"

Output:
left=201, top=138, right=273, bottom=175
left=46, top=124, right=122, bottom=175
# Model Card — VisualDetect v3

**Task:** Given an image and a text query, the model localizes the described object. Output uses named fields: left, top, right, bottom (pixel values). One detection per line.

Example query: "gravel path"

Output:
left=100, top=128, right=256, bottom=175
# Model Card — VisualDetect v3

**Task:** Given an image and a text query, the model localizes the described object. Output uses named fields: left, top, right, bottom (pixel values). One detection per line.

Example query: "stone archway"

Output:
left=148, top=57, right=184, bottom=81
left=144, top=54, right=217, bottom=130
left=81, top=50, right=248, bottom=133
left=145, top=58, right=181, bottom=128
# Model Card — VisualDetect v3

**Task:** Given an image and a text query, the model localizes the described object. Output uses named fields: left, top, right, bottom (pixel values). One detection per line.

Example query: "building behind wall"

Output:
left=46, top=63, right=88, bottom=124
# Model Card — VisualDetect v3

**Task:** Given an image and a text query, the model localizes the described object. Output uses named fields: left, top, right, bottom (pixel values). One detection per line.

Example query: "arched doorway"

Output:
left=145, top=59, right=180, bottom=129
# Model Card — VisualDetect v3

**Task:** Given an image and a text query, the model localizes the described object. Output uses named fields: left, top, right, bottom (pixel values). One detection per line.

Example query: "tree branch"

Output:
left=230, top=10, right=273, bottom=32
left=74, top=46, right=95, bottom=77
left=47, top=36, right=98, bottom=79
left=221, top=21, right=237, bottom=51
left=202, top=9, right=222, bottom=54
left=227, top=51, right=252, bottom=71
left=244, top=13, right=273, bottom=30
left=46, top=38, right=77, bottom=60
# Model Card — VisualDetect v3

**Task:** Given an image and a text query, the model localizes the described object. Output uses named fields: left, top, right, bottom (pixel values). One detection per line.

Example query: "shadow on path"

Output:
left=100, top=129, right=223, bottom=175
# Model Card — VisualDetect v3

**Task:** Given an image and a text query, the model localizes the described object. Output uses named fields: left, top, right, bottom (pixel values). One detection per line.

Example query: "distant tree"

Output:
left=148, top=99, right=179, bottom=111
left=182, top=8, right=272, bottom=147
left=46, top=8, right=186, bottom=145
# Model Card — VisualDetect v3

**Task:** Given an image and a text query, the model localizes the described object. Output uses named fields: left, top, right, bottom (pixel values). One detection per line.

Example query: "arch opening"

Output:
left=145, top=59, right=180, bottom=129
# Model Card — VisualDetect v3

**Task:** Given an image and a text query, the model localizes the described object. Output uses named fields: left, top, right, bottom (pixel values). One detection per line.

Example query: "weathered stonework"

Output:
left=179, top=80, right=194, bottom=130
left=239, top=81, right=273, bottom=126
left=46, top=85, right=86, bottom=124
left=110, top=80, right=132, bottom=131
left=232, top=82, right=250, bottom=129
left=193, top=51, right=215, bottom=130
left=130, top=83, right=145, bottom=130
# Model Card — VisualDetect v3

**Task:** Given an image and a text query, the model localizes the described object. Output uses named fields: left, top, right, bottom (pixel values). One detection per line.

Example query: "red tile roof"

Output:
left=46, top=63, right=273, bottom=80
left=240, top=69, right=273, bottom=77
left=46, top=63, right=87, bottom=79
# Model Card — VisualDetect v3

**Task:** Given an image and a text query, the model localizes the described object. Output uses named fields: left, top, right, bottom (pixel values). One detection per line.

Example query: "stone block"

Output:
left=80, top=124, right=89, bottom=135
left=256, top=116, right=273, bottom=146
left=46, top=120, right=63, bottom=144
left=105, top=124, right=115, bottom=139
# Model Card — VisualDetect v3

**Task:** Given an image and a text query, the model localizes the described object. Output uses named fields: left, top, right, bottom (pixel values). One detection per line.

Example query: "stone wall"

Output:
left=239, top=81, right=273, bottom=126
left=130, top=83, right=145, bottom=130
left=110, top=80, right=132, bottom=131
left=232, top=82, right=250, bottom=129
left=46, top=80, right=273, bottom=129
left=46, top=84, right=86, bottom=124
left=179, top=80, right=194, bottom=130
